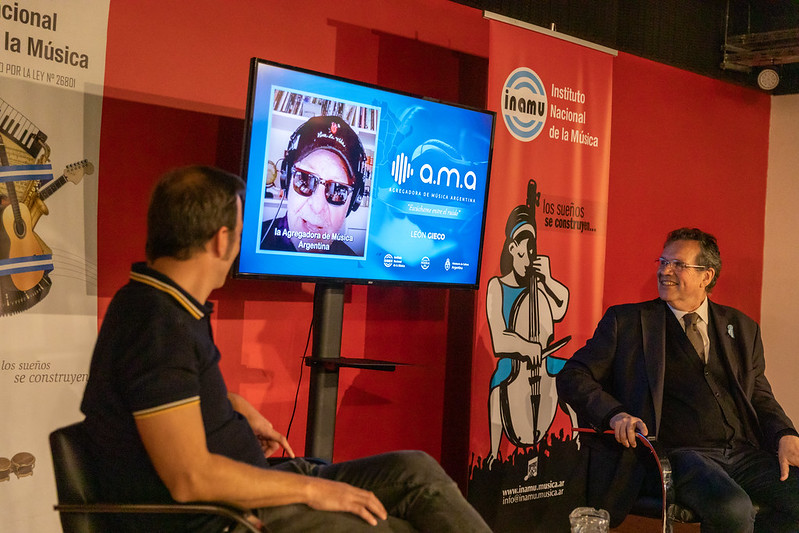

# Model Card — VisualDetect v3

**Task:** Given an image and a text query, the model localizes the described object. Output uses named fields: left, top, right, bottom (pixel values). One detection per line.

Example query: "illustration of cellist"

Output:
left=485, top=179, right=576, bottom=468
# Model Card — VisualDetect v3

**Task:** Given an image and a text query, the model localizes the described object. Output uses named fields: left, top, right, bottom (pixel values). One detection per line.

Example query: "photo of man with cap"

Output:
left=261, top=115, right=368, bottom=256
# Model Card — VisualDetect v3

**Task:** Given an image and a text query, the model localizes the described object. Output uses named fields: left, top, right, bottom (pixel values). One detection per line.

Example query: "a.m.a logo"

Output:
left=501, top=67, right=547, bottom=142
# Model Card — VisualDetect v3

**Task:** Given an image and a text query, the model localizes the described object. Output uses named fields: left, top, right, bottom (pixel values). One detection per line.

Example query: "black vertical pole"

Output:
left=304, top=282, right=345, bottom=462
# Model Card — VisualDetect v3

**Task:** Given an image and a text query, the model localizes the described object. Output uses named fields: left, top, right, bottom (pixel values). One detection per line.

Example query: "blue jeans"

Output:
left=240, top=450, right=491, bottom=533
left=668, top=446, right=799, bottom=533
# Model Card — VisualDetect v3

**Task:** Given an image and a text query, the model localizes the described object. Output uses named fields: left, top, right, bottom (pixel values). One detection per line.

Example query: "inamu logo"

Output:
left=501, top=67, right=547, bottom=142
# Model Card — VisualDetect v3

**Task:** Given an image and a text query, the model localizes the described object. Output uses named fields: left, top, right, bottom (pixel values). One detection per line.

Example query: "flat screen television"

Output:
left=235, top=58, right=495, bottom=289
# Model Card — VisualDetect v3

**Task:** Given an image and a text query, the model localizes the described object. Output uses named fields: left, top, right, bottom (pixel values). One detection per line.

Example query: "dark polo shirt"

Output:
left=81, top=262, right=267, bottom=532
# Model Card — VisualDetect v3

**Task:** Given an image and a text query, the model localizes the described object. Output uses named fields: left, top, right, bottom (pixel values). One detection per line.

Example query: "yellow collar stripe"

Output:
left=130, top=271, right=204, bottom=320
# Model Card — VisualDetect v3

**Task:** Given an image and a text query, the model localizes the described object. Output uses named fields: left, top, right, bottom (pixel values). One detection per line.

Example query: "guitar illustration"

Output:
left=39, top=159, right=94, bottom=201
left=1, top=136, right=94, bottom=292
left=0, top=136, right=47, bottom=291
left=28, top=159, right=95, bottom=226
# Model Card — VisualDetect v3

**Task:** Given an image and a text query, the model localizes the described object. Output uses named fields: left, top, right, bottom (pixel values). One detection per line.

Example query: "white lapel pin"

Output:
left=727, top=324, right=735, bottom=339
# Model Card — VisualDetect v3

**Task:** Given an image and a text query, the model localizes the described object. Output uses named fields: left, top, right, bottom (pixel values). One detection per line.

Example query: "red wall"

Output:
left=98, top=0, right=770, bottom=489
left=605, top=53, right=769, bottom=319
left=102, top=0, right=487, bottom=114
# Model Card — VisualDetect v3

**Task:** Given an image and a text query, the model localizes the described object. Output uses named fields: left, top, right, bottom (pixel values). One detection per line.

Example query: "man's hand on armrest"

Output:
left=609, top=412, right=648, bottom=448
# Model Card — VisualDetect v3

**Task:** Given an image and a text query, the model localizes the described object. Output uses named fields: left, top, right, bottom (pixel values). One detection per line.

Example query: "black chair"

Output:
left=49, top=421, right=265, bottom=533
left=574, top=428, right=698, bottom=533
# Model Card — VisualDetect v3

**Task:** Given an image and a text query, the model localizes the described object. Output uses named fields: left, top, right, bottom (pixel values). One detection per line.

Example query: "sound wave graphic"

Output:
left=391, top=153, right=413, bottom=185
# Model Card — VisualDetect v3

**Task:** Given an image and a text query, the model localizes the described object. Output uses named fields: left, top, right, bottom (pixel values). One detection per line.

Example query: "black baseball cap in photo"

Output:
left=291, top=115, right=365, bottom=184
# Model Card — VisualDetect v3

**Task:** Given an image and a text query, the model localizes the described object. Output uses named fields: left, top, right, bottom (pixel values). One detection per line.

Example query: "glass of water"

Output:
left=569, top=507, right=610, bottom=533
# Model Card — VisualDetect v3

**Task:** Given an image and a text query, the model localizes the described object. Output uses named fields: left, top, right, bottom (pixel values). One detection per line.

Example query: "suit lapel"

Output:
left=641, top=299, right=667, bottom=435
left=708, top=301, right=740, bottom=380
left=708, top=301, right=761, bottom=442
left=709, top=302, right=750, bottom=406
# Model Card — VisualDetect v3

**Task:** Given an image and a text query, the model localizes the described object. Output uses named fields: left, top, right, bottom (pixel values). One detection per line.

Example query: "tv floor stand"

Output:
left=304, top=282, right=400, bottom=462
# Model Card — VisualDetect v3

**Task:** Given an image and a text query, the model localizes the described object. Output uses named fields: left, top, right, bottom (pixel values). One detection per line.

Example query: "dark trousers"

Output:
left=237, top=450, right=491, bottom=533
left=663, top=446, right=799, bottom=533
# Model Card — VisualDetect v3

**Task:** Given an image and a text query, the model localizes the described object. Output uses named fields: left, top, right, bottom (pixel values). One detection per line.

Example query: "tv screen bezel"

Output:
left=233, top=57, right=495, bottom=290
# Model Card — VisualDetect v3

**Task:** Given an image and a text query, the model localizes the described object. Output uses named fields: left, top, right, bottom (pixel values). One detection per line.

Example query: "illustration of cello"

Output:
left=499, top=179, right=570, bottom=447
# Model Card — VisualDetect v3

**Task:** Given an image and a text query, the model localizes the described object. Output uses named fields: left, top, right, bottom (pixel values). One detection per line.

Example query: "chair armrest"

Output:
left=54, top=502, right=265, bottom=533
left=573, top=428, right=674, bottom=533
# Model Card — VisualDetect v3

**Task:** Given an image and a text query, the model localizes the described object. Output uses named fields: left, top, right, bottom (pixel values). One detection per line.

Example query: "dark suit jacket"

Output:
left=556, top=297, right=796, bottom=525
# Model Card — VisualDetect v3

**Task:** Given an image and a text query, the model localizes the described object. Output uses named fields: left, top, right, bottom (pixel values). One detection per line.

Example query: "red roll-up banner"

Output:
left=468, top=14, right=614, bottom=531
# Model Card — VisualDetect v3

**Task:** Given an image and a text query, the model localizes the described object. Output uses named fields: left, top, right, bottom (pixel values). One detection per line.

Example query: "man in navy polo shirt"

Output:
left=80, top=165, right=490, bottom=532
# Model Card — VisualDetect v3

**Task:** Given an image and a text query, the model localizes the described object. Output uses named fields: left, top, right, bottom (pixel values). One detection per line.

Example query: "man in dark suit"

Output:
left=556, top=227, right=799, bottom=532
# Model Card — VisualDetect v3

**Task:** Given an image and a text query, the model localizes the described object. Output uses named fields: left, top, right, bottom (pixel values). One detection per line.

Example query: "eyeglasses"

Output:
left=656, top=258, right=707, bottom=272
left=291, top=168, right=353, bottom=206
